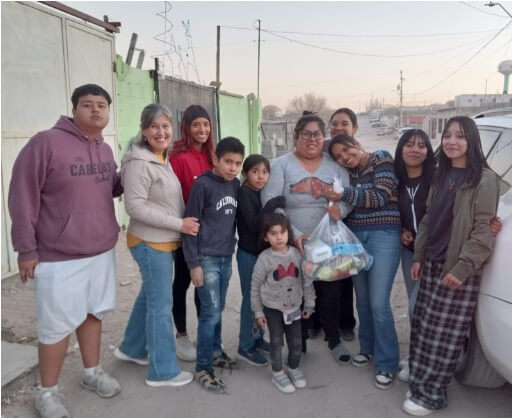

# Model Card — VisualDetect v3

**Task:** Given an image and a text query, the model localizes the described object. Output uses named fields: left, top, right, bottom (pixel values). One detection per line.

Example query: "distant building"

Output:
left=454, top=94, right=512, bottom=108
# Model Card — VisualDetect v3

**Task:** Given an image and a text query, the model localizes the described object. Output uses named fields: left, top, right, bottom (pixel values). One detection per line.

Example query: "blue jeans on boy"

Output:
left=401, top=246, right=419, bottom=321
left=352, top=229, right=401, bottom=374
left=195, top=255, right=232, bottom=372
left=120, top=242, right=182, bottom=381
left=237, top=248, right=264, bottom=352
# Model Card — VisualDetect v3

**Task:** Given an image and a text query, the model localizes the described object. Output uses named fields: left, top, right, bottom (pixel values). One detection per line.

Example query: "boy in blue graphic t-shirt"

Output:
left=182, top=137, right=245, bottom=394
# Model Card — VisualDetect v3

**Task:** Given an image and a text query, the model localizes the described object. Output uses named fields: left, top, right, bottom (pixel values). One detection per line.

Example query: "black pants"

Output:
left=172, top=247, right=200, bottom=334
left=309, top=278, right=356, bottom=333
left=314, top=280, right=346, bottom=349
left=264, top=307, right=302, bottom=372
left=339, top=277, right=356, bottom=331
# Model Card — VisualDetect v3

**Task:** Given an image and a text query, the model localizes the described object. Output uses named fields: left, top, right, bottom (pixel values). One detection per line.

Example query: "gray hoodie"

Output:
left=251, top=246, right=315, bottom=319
left=121, top=144, right=185, bottom=242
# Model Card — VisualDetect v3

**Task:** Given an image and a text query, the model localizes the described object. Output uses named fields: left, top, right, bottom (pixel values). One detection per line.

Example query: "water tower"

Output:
left=498, top=60, right=512, bottom=94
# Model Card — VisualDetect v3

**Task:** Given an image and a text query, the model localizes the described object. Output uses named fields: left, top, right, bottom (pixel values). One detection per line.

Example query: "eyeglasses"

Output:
left=300, top=130, right=324, bottom=141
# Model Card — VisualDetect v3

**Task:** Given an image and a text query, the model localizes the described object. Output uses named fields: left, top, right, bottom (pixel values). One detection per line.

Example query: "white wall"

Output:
left=1, top=1, right=118, bottom=277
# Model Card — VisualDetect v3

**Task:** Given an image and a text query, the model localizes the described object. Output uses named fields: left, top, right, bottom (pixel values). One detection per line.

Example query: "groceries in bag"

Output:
left=302, top=214, right=373, bottom=281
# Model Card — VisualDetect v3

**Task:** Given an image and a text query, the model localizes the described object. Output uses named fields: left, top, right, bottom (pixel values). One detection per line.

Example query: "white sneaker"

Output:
left=402, top=399, right=433, bottom=416
left=35, top=390, right=70, bottom=418
left=398, top=364, right=410, bottom=382
left=287, top=367, right=307, bottom=388
left=272, top=371, right=295, bottom=394
left=145, top=370, right=193, bottom=387
left=399, top=357, right=409, bottom=370
left=176, top=335, right=196, bottom=361
left=81, top=369, right=121, bottom=398
left=114, top=348, right=149, bottom=366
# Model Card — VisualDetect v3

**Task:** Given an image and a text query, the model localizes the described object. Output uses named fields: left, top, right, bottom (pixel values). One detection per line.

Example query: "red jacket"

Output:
left=169, top=146, right=213, bottom=203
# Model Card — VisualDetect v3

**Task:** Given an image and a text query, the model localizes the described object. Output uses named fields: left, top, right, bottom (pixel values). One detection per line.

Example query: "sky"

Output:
left=64, top=1, right=512, bottom=112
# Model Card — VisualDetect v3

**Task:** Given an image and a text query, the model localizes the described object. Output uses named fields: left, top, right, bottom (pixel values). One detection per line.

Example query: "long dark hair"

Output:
left=394, top=129, right=435, bottom=191
left=258, top=212, right=295, bottom=251
left=432, top=116, right=489, bottom=188
left=171, top=104, right=214, bottom=165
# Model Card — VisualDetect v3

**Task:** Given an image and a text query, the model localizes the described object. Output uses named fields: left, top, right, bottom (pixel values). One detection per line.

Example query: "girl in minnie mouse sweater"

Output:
left=251, top=213, right=315, bottom=394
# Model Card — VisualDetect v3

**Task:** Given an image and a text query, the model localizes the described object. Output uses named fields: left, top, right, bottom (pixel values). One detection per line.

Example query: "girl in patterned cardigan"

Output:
left=325, top=132, right=402, bottom=390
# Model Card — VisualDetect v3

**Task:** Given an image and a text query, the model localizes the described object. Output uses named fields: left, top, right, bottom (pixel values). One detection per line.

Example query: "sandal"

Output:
left=195, top=370, right=226, bottom=393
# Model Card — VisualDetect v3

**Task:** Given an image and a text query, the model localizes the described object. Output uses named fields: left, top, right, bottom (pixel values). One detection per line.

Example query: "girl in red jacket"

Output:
left=169, top=105, right=215, bottom=361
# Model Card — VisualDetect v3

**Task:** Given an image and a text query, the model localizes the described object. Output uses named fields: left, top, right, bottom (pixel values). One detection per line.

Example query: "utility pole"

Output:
left=257, top=19, right=261, bottom=99
left=399, top=70, right=404, bottom=127
left=216, top=25, right=220, bottom=85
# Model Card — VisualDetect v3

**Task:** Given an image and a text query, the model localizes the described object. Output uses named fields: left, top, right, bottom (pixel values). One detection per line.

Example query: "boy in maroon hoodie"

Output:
left=8, top=84, right=122, bottom=418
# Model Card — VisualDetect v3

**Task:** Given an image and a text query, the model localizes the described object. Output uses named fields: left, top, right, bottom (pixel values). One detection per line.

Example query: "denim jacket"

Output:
left=413, top=168, right=500, bottom=282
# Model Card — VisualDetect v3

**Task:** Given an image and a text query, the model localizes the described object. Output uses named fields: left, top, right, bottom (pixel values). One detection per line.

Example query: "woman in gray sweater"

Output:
left=114, top=104, right=199, bottom=388
left=261, top=112, right=352, bottom=364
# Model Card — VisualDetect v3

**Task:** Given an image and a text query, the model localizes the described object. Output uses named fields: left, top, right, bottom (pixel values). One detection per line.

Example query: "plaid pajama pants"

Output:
left=408, top=259, right=481, bottom=410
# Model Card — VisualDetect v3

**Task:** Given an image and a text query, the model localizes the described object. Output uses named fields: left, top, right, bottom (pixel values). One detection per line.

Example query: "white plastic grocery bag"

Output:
left=302, top=213, right=373, bottom=281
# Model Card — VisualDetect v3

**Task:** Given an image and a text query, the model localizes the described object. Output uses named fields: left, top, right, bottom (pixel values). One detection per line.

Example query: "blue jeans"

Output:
left=119, top=242, right=181, bottom=381
left=195, top=255, right=232, bottom=372
left=352, top=229, right=401, bottom=374
left=401, top=246, right=419, bottom=321
left=237, top=248, right=264, bottom=352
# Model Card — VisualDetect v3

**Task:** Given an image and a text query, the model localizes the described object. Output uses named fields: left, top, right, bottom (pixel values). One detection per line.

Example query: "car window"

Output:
left=486, top=128, right=512, bottom=188
left=477, top=127, right=501, bottom=157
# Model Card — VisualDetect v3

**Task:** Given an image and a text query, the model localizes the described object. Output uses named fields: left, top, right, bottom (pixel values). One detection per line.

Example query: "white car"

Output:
left=455, top=115, right=512, bottom=388
left=394, top=127, right=414, bottom=140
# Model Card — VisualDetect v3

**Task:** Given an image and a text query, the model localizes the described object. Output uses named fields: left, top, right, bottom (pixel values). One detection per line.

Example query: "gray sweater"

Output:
left=251, top=246, right=315, bottom=319
left=121, top=145, right=184, bottom=242
left=261, top=152, right=352, bottom=238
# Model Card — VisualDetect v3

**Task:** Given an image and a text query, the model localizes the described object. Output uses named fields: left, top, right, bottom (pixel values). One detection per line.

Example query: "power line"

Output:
left=260, top=28, right=506, bottom=58
left=220, top=24, right=500, bottom=39
left=415, top=20, right=512, bottom=95
left=460, top=1, right=509, bottom=17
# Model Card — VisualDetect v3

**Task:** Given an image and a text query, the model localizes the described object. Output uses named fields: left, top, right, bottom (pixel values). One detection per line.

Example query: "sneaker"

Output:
left=195, top=369, right=226, bottom=393
left=399, top=357, right=409, bottom=371
left=145, top=371, right=193, bottom=387
left=212, top=352, right=240, bottom=370
left=175, top=335, right=196, bottom=362
left=352, top=353, right=372, bottom=367
left=287, top=367, right=307, bottom=389
left=330, top=342, right=351, bottom=365
left=237, top=348, right=268, bottom=366
left=254, top=338, right=270, bottom=353
left=375, top=371, right=394, bottom=390
left=272, top=371, right=295, bottom=394
left=340, top=328, right=355, bottom=341
left=114, top=348, right=149, bottom=366
left=35, top=390, right=70, bottom=418
left=81, top=369, right=121, bottom=398
left=402, top=399, right=433, bottom=416
left=398, top=364, right=410, bottom=382
left=406, top=390, right=412, bottom=399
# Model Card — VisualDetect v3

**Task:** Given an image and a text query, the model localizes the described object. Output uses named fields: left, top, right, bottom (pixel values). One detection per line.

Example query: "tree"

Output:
left=262, top=104, right=282, bottom=120
left=287, top=92, right=328, bottom=115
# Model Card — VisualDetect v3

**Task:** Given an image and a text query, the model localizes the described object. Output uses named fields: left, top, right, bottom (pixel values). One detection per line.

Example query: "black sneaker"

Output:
left=237, top=348, right=268, bottom=367
left=195, top=370, right=226, bottom=393
left=375, top=371, right=394, bottom=390
left=212, top=352, right=240, bottom=371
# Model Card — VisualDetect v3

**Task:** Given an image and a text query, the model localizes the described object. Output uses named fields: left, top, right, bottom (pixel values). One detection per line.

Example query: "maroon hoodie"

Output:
left=8, top=116, right=122, bottom=262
